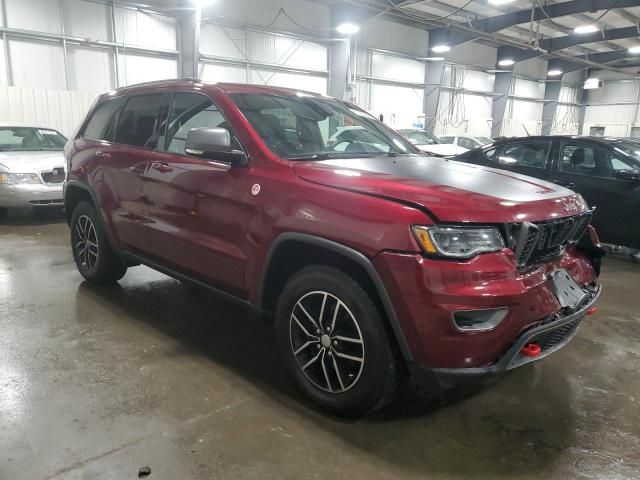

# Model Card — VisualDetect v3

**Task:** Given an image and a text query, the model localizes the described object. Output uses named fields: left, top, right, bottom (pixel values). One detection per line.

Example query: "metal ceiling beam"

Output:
left=498, top=26, right=640, bottom=63
left=549, top=49, right=640, bottom=74
left=429, top=0, right=640, bottom=47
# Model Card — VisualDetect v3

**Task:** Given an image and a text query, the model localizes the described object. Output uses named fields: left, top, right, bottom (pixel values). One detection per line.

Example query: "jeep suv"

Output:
left=64, top=80, right=603, bottom=417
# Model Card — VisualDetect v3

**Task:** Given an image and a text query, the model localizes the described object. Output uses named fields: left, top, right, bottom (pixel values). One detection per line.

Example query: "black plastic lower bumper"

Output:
left=413, top=284, right=602, bottom=387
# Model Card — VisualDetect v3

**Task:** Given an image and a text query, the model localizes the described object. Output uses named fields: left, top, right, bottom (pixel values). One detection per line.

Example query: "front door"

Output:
left=551, top=140, right=640, bottom=249
left=143, top=91, right=256, bottom=297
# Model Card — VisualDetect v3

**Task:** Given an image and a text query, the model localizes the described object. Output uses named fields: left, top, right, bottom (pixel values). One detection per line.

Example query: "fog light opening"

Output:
left=452, top=308, right=508, bottom=332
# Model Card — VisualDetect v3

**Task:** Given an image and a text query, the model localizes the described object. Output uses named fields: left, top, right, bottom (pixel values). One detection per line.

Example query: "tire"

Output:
left=275, top=265, right=405, bottom=417
left=0, top=207, right=7, bottom=221
left=70, top=200, right=127, bottom=284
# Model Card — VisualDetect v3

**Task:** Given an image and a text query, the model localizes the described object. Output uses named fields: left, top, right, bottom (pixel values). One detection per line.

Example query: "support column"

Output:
left=178, top=7, right=201, bottom=79
left=491, top=71, right=513, bottom=138
left=423, top=61, right=445, bottom=133
left=541, top=80, right=562, bottom=135
left=328, top=7, right=351, bottom=101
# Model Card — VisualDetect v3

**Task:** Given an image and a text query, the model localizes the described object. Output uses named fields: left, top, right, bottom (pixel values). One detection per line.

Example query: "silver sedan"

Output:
left=0, top=124, right=67, bottom=219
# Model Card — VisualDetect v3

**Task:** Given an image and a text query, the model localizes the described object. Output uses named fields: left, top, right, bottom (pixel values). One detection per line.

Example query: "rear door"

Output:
left=551, top=140, right=640, bottom=248
left=143, top=91, right=255, bottom=296
left=105, top=92, right=170, bottom=251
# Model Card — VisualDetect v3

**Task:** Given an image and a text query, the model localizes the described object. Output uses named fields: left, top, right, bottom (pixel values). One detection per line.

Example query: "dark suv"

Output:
left=64, top=80, right=603, bottom=416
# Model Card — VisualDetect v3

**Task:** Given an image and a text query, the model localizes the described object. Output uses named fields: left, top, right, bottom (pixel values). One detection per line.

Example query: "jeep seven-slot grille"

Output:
left=508, top=211, right=592, bottom=268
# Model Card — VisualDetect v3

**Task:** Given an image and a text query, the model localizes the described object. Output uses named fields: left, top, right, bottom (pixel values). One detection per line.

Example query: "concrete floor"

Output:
left=1, top=210, right=639, bottom=480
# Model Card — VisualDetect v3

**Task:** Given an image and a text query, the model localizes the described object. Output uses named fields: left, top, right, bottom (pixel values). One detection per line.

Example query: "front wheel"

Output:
left=70, top=201, right=127, bottom=284
left=275, top=266, right=405, bottom=417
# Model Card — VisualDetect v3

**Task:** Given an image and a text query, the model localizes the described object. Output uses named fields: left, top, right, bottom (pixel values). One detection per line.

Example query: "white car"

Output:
left=397, top=128, right=468, bottom=157
left=439, top=134, right=493, bottom=150
left=0, top=124, right=67, bottom=219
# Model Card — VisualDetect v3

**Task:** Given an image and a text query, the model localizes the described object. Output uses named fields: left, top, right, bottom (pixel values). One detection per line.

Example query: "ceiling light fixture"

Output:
left=432, top=45, right=451, bottom=53
left=336, top=22, right=360, bottom=35
left=498, top=59, right=515, bottom=66
left=548, top=69, right=563, bottom=76
left=629, top=46, right=640, bottom=54
left=574, top=24, right=599, bottom=34
left=488, top=0, right=516, bottom=4
left=421, top=56, right=445, bottom=61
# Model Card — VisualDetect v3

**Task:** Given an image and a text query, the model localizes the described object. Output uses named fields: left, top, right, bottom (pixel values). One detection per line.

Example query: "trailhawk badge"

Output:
left=251, top=184, right=261, bottom=196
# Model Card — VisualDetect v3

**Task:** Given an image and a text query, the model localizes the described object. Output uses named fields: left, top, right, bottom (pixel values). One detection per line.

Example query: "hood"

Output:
left=416, top=144, right=468, bottom=156
left=292, top=156, right=588, bottom=224
left=0, top=151, right=66, bottom=173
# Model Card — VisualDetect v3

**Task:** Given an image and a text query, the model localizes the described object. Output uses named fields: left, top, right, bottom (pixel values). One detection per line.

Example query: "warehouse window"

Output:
left=82, top=98, right=124, bottom=141
left=115, top=94, right=169, bottom=149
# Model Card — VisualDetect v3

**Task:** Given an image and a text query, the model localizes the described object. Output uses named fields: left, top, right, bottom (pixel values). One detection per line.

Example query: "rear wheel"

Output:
left=275, top=265, right=405, bottom=417
left=70, top=201, right=127, bottom=284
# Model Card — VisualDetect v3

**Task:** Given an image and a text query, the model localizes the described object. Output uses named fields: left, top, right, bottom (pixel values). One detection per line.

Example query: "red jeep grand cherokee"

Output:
left=64, top=80, right=603, bottom=416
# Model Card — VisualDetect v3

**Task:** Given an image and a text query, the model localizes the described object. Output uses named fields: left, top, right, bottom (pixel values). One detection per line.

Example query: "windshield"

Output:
left=0, top=127, right=67, bottom=151
left=398, top=129, right=440, bottom=146
left=229, top=93, right=413, bottom=160
left=476, top=137, right=493, bottom=145
left=614, top=142, right=640, bottom=164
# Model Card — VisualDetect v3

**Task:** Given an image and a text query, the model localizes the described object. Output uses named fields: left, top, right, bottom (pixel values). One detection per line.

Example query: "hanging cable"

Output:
left=384, top=0, right=475, bottom=23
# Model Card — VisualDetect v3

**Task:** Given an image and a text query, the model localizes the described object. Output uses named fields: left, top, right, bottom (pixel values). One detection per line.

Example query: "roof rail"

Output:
left=117, top=77, right=202, bottom=89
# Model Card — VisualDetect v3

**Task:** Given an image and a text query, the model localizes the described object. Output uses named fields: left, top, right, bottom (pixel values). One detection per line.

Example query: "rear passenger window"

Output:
left=497, top=141, right=551, bottom=168
left=115, top=94, right=168, bottom=149
left=82, top=98, right=124, bottom=141
left=160, top=92, right=238, bottom=155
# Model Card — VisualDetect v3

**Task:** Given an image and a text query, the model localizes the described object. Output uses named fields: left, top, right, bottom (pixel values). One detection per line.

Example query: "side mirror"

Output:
left=185, top=127, right=247, bottom=166
left=615, top=169, right=640, bottom=182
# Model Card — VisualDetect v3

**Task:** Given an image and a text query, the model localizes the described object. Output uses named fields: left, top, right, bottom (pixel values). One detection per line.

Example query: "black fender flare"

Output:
left=259, top=232, right=413, bottom=362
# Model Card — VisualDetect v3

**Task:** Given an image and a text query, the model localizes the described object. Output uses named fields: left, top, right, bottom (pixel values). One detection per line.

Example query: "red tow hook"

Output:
left=586, top=307, right=597, bottom=316
left=521, top=343, right=542, bottom=357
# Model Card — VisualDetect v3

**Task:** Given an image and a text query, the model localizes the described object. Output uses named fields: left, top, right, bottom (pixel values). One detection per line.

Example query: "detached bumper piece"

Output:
left=425, top=284, right=601, bottom=386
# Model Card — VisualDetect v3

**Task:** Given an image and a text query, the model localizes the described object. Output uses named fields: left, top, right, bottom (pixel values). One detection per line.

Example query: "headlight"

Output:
left=0, top=173, right=42, bottom=185
left=412, top=225, right=505, bottom=258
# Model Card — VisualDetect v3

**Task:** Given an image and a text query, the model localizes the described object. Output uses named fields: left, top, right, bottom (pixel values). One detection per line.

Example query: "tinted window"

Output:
left=83, top=98, right=123, bottom=141
left=160, top=92, right=233, bottom=154
left=497, top=141, right=550, bottom=168
left=439, top=136, right=454, bottom=144
left=560, top=144, right=611, bottom=177
left=484, top=147, right=497, bottom=160
left=115, top=94, right=167, bottom=148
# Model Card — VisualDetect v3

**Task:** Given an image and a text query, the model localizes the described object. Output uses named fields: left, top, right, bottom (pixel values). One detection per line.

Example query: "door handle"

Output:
left=151, top=162, right=173, bottom=173
left=552, top=180, right=576, bottom=188
left=96, top=150, right=111, bottom=159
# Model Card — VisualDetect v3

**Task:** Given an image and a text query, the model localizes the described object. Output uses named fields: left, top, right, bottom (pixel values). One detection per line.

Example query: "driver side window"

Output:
left=160, top=92, right=239, bottom=155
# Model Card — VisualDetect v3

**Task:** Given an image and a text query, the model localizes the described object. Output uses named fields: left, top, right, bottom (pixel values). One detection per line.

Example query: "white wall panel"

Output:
left=250, top=34, right=326, bottom=71
left=507, top=99, right=542, bottom=120
left=513, top=78, right=544, bottom=99
left=114, top=7, right=176, bottom=50
left=117, top=54, right=177, bottom=86
left=359, top=18, right=428, bottom=57
left=200, top=63, right=247, bottom=83
left=5, top=0, right=62, bottom=34
left=67, top=46, right=113, bottom=93
left=461, top=69, right=494, bottom=92
left=370, top=53, right=424, bottom=84
left=248, top=69, right=327, bottom=95
left=0, top=39, right=7, bottom=86
left=0, top=86, right=96, bottom=136
left=370, top=84, right=423, bottom=128
left=587, top=79, right=638, bottom=104
left=8, top=39, right=66, bottom=90
left=200, top=25, right=247, bottom=60
left=447, top=44, right=497, bottom=70
left=62, top=0, right=111, bottom=42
